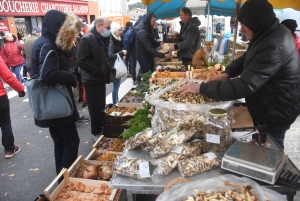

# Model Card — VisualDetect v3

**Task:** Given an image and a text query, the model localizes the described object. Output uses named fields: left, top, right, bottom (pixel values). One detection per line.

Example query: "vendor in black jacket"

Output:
left=179, top=0, right=300, bottom=149
left=135, top=13, right=171, bottom=75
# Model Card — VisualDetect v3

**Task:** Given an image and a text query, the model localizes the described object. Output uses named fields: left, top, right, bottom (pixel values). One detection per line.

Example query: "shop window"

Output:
left=15, top=17, right=29, bottom=39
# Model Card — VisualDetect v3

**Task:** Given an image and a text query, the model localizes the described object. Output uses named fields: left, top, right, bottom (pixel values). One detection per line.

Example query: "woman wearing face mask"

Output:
left=0, top=33, right=24, bottom=83
left=108, top=22, right=127, bottom=105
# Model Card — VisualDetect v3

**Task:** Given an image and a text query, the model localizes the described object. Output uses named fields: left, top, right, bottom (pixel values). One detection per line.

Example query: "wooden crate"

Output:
left=68, top=156, right=114, bottom=181
left=92, top=135, right=115, bottom=149
left=85, top=148, right=121, bottom=162
left=44, top=168, right=117, bottom=201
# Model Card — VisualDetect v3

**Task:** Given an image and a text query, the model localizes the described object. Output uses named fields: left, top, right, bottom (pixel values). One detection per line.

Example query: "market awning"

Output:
left=144, top=0, right=187, bottom=19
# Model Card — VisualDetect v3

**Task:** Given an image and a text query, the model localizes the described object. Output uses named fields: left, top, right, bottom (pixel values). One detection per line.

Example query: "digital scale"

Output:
left=221, top=141, right=288, bottom=184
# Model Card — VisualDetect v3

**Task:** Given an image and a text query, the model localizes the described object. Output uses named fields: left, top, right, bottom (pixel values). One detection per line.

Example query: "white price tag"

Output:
left=139, top=162, right=150, bottom=178
left=171, top=146, right=183, bottom=154
left=206, top=134, right=220, bottom=144
left=203, top=152, right=217, bottom=160
left=110, top=111, right=121, bottom=116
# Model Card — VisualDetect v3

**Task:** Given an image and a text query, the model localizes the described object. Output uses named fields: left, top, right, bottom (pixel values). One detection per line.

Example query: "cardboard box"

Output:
left=118, top=88, right=143, bottom=108
left=92, top=135, right=115, bottom=149
left=44, top=168, right=117, bottom=201
left=231, top=106, right=254, bottom=129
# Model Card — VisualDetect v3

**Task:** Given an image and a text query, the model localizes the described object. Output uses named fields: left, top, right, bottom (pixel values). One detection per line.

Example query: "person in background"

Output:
left=230, top=17, right=235, bottom=34
left=23, top=26, right=41, bottom=77
left=169, top=7, right=200, bottom=67
left=135, top=13, right=171, bottom=77
left=0, top=31, right=4, bottom=49
left=122, top=21, right=133, bottom=78
left=82, top=20, right=89, bottom=35
left=281, top=19, right=300, bottom=57
left=178, top=0, right=300, bottom=150
left=216, top=21, right=222, bottom=34
left=31, top=10, right=82, bottom=178
left=76, top=16, right=112, bottom=141
left=153, top=21, right=160, bottom=41
left=0, top=32, right=24, bottom=83
left=123, top=16, right=143, bottom=85
left=108, top=22, right=127, bottom=105
left=0, top=55, right=25, bottom=158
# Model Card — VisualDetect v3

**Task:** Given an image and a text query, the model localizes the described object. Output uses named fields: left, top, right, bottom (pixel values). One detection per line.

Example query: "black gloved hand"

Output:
left=18, top=91, right=25, bottom=97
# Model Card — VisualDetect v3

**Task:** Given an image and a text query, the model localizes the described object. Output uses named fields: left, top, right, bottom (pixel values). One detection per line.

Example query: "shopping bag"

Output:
left=114, top=54, right=127, bottom=79
left=25, top=49, right=73, bottom=120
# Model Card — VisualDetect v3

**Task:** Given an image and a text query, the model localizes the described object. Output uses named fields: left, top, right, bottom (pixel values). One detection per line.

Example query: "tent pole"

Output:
left=206, top=0, right=210, bottom=40
left=232, top=0, right=241, bottom=61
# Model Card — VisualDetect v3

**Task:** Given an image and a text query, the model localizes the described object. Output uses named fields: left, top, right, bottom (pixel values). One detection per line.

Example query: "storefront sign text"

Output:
left=0, top=0, right=88, bottom=16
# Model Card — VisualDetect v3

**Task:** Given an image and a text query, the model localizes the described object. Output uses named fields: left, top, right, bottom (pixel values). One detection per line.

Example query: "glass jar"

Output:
left=203, top=108, right=231, bottom=156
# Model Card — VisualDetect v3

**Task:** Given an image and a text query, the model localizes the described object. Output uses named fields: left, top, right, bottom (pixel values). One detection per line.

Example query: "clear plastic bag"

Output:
left=113, top=156, right=156, bottom=181
left=149, top=129, right=198, bottom=159
left=156, top=174, right=284, bottom=201
left=153, top=143, right=203, bottom=176
left=177, top=153, right=221, bottom=177
left=125, top=128, right=154, bottom=150
left=141, top=131, right=169, bottom=152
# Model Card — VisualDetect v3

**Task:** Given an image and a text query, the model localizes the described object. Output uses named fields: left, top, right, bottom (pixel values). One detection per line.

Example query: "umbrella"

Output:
left=143, top=0, right=187, bottom=19
left=240, top=0, right=300, bottom=11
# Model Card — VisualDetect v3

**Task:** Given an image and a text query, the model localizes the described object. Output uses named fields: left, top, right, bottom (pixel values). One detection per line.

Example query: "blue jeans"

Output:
left=11, top=65, right=23, bottom=83
left=112, top=78, right=121, bottom=104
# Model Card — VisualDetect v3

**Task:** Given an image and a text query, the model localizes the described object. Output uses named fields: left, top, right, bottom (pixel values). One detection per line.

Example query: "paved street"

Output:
left=0, top=76, right=300, bottom=200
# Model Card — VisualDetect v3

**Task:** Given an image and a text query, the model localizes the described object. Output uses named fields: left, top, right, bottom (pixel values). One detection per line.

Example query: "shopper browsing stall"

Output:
left=178, top=0, right=300, bottom=149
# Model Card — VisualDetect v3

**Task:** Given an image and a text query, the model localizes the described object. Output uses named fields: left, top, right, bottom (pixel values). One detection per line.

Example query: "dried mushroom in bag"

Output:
left=141, top=130, right=170, bottom=152
left=154, top=143, right=203, bottom=176
left=177, top=153, right=221, bottom=177
left=113, top=156, right=155, bottom=181
left=150, top=129, right=198, bottom=159
left=125, top=128, right=153, bottom=150
left=203, top=109, right=232, bottom=156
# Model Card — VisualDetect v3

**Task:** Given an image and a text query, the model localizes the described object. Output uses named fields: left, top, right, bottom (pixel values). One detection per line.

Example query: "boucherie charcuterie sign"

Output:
left=0, top=0, right=89, bottom=16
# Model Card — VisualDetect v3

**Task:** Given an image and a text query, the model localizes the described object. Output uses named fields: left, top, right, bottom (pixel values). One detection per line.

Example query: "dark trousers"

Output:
left=130, top=54, right=138, bottom=81
left=255, top=119, right=295, bottom=150
left=49, top=123, right=79, bottom=176
left=125, top=55, right=131, bottom=74
left=22, top=66, right=28, bottom=77
left=137, top=57, right=154, bottom=81
left=181, top=57, right=192, bottom=68
left=0, top=95, right=15, bottom=152
left=83, top=83, right=106, bottom=135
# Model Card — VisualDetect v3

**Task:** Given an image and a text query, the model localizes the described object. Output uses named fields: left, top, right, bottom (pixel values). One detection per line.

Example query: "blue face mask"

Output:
left=101, top=29, right=111, bottom=37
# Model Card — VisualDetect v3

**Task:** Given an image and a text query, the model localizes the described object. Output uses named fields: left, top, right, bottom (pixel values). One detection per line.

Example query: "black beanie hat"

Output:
left=238, top=0, right=276, bottom=41
left=281, top=19, right=298, bottom=34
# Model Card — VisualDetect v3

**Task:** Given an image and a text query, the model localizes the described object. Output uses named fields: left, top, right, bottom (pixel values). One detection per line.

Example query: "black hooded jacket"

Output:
left=76, top=28, right=110, bottom=85
left=176, top=17, right=200, bottom=59
left=31, top=10, right=81, bottom=128
left=135, top=13, right=165, bottom=60
left=200, top=1, right=300, bottom=125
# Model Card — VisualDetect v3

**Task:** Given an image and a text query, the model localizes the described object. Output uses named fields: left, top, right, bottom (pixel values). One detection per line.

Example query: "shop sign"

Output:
left=0, top=20, right=9, bottom=33
left=0, top=0, right=89, bottom=16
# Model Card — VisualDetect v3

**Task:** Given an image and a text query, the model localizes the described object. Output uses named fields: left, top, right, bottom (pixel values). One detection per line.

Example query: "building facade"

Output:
left=128, top=8, right=146, bottom=21
left=98, top=0, right=128, bottom=17
left=0, top=0, right=98, bottom=39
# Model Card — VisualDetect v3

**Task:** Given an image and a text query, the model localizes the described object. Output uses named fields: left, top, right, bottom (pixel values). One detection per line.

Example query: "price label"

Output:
left=110, top=112, right=121, bottom=116
left=203, top=152, right=217, bottom=160
left=206, top=134, right=220, bottom=144
left=139, top=162, right=150, bottom=178
left=171, top=146, right=183, bottom=154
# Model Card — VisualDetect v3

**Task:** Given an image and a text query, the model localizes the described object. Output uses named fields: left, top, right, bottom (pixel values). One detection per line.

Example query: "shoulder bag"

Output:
left=25, top=46, right=73, bottom=120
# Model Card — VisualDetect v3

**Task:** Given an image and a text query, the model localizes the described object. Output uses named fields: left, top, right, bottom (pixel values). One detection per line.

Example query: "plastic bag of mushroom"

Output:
left=125, top=128, right=154, bottom=150
left=149, top=129, right=199, bottom=159
left=141, top=131, right=169, bottom=152
left=177, top=153, right=221, bottom=177
left=153, top=142, right=204, bottom=176
left=156, top=175, right=284, bottom=201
